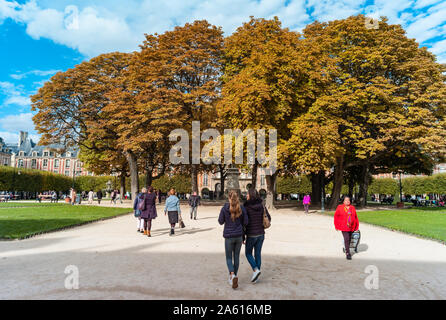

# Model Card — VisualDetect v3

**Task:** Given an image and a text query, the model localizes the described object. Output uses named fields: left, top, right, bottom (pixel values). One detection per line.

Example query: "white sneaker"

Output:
left=228, top=275, right=233, bottom=286
left=251, top=269, right=261, bottom=282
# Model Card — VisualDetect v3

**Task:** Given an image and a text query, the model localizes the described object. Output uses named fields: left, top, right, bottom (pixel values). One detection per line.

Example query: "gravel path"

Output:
left=1, top=205, right=446, bottom=299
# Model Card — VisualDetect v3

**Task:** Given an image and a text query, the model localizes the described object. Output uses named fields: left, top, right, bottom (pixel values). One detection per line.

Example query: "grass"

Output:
left=0, top=202, right=67, bottom=208
left=322, top=207, right=446, bottom=243
left=0, top=203, right=131, bottom=240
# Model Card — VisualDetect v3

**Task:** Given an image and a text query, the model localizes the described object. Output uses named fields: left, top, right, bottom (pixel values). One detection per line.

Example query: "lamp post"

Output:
left=320, top=172, right=325, bottom=213
left=399, top=171, right=403, bottom=202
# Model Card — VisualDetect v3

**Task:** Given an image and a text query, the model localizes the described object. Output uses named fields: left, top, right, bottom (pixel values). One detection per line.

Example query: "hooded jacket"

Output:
left=244, top=198, right=271, bottom=237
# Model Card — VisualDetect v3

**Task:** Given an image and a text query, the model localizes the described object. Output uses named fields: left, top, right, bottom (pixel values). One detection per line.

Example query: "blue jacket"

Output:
left=218, top=203, right=248, bottom=238
left=164, top=195, right=181, bottom=213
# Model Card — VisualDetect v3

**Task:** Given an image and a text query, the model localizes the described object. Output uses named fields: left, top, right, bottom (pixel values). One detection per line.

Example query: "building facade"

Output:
left=7, top=131, right=91, bottom=177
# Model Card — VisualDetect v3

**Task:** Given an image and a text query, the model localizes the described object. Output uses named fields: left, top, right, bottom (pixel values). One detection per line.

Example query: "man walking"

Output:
left=189, top=191, right=201, bottom=220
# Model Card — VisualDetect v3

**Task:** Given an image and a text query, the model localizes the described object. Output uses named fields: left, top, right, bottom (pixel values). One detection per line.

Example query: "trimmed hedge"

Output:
left=0, top=167, right=72, bottom=192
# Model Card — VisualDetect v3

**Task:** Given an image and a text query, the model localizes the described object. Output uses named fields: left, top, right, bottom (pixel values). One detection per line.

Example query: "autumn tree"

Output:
left=287, top=15, right=446, bottom=209
left=31, top=52, right=133, bottom=193
left=220, top=17, right=328, bottom=208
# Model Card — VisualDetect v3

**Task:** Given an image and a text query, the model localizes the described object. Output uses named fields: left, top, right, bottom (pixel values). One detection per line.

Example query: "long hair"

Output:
left=247, top=188, right=259, bottom=201
left=228, top=191, right=242, bottom=222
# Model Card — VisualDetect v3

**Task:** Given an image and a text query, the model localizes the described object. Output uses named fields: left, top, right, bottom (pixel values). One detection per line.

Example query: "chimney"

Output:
left=19, top=131, right=28, bottom=146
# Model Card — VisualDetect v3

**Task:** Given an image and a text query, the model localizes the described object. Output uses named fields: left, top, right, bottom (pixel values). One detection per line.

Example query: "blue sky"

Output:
left=1, top=0, right=445, bottom=144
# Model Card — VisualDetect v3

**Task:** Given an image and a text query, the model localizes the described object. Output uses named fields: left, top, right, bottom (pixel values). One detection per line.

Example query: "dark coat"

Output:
left=218, top=203, right=248, bottom=238
left=97, top=190, right=103, bottom=199
left=189, top=194, right=201, bottom=207
left=243, top=198, right=271, bottom=237
left=140, top=192, right=157, bottom=219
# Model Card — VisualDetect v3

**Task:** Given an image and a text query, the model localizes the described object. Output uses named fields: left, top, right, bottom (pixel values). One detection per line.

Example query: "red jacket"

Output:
left=334, top=204, right=359, bottom=232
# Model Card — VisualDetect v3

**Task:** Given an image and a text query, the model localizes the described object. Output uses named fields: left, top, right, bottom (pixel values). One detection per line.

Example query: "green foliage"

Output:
left=74, top=175, right=114, bottom=192
left=277, top=176, right=311, bottom=194
left=152, top=174, right=191, bottom=194
left=0, top=167, right=71, bottom=192
left=369, top=178, right=399, bottom=195
left=402, top=173, right=446, bottom=195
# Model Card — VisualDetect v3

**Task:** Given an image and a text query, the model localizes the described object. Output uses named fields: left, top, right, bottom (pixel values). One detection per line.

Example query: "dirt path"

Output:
left=1, top=205, right=445, bottom=299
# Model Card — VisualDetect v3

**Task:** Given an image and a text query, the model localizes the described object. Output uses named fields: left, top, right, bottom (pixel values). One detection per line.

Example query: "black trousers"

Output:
left=342, top=231, right=352, bottom=255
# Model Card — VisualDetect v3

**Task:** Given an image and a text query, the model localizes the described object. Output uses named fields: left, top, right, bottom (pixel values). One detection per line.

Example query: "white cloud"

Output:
left=0, top=0, right=445, bottom=61
left=0, top=131, right=40, bottom=144
left=0, top=81, right=31, bottom=107
left=10, top=69, right=61, bottom=80
left=0, top=112, right=35, bottom=132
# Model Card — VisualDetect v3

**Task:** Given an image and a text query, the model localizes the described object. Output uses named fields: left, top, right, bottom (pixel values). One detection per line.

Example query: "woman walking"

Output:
left=140, top=186, right=157, bottom=237
left=164, top=188, right=181, bottom=236
left=88, top=190, right=94, bottom=205
left=133, top=188, right=145, bottom=233
left=218, top=191, right=248, bottom=289
left=303, top=194, right=311, bottom=214
left=243, top=188, right=271, bottom=283
left=334, top=196, right=359, bottom=260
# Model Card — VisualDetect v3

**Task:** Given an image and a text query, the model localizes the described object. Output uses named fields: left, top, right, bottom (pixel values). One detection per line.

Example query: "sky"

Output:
left=0, top=0, right=445, bottom=144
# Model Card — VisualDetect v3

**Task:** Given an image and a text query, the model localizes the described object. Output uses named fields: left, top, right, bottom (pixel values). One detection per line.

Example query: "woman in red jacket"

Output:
left=334, top=196, right=359, bottom=260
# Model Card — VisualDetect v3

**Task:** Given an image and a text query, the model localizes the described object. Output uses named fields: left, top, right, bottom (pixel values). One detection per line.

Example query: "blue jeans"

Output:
left=224, top=237, right=243, bottom=275
left=245, top=235, right=265, bottom=271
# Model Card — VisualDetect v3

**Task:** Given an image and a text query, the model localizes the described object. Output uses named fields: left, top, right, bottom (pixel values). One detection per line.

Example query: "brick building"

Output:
left=7, top=131, right=91, bottom=177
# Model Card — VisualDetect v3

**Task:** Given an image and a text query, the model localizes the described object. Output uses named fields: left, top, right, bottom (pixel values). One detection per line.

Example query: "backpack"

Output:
left=137, top=194, right=146, bottom=211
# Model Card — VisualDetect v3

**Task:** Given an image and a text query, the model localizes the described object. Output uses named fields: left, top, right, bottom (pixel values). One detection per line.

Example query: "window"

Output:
left=65, top=160, right=70, bottom=168
left=43, top=151, right=49, bottom=157
left=77, top=162, right=81, bottom=168
left=203, top=173, right=208, bottom=186
left=43, top=159, right=48, bottom=167
left=19, top=151, right=25, bottom=156
left=18, top=159, right=24, bottom=167
left=50, top=152, right=54, bottom=157
left=3, top=158, right=8, bottom=166
left=31, top=159, right=37, bottom=168
left=32, top=152, right=37, bottom=157
left=54, top=159, right=59, bottom=168
left=65, top=170, right=70, bottom=176
left=260, top=175, right=265, bottom=186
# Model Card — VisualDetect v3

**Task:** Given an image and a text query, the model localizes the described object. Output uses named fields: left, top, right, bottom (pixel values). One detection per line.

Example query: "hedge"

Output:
left=0, top=167, right=72, bottom=192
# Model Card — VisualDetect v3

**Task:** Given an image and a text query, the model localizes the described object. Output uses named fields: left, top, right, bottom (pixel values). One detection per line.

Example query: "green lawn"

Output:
left=323, top=208, right=446, bottom=243
left=0, top=204, right=131, bottom=239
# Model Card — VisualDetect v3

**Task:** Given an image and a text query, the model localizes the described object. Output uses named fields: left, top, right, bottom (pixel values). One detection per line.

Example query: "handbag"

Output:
left=137, top=194, right=146, bottom=211
left=179, top=214, right=186, bottom=228
left=263, top=205, right=271, bottom=229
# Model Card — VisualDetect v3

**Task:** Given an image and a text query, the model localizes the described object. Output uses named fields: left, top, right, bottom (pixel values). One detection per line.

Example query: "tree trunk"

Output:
left=265, top=172, right=277, bottom=211
left=145, top=168, right=153, bottom=188
left=329, top=155, right=344, bottom=210
left=358, top=162, right=370, bottom=208
left=251, top=160, right=258, bottom=190
left=191, top=164, right=199, bottom=195
left=218, top=165, right=226, bottom=199
left=311, top=171, right=322, bottom=205
left=125, top=151, right=139, bottom=201
left=120, top=173, right=126, bottom=198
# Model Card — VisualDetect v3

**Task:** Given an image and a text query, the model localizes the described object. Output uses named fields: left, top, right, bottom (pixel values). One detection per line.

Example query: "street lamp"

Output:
left=320, top=173, right=325, bottom=213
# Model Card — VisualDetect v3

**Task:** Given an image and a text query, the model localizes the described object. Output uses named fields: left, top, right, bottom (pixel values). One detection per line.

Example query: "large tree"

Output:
left=286, top=15, right=446, bottom=209
left=219, top=17, right=326, bottom=209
